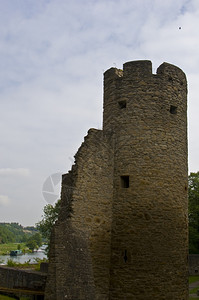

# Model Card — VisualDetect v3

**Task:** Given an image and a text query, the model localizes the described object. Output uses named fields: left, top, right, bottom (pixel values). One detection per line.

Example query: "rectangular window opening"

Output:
left=170, top=105, right=177, bottom=114
left=118, top=100, right=126, bottom=109
left=124, top=250, right=128, bottom=262
left=121, top=176, right=129, bottom=188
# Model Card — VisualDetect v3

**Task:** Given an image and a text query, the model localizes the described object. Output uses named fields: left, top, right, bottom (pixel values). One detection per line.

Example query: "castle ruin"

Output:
left=45, top=60, right=188, bottom=300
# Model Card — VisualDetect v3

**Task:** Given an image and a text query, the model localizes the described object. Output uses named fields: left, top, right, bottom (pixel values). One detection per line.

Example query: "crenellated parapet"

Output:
left=104, top=60, right=186, bottom=81
left=103, top=60, right=187, bottom=132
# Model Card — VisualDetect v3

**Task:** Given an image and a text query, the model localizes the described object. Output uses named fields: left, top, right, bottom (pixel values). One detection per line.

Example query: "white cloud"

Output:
left=0, top=0, right=198, bottom=224
left=0, top=195, right=10, bottom=206
left=0, top=168, right=30, bottom=177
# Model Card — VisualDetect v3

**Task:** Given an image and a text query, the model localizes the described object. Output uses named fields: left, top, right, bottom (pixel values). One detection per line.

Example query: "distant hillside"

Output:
left=0, top=222, right=37, bottom=244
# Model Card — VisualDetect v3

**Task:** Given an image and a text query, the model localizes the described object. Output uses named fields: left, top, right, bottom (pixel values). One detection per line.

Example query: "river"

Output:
left=0, top=247, right=47, bottom=265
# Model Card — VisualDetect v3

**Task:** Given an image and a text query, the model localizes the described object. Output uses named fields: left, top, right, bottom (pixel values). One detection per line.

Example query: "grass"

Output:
left=0, top=243, right=27, bottom=255
left=0, top=296, right=15, bottom=300
left=0, top=296, right=29, bottom=300
left=3, top=257, right=48, bottom=271
left=6, top=258, right=34, bottom=268
left=189, top=276, right=199, bottom=284
left=189, top=275, right=199, bottom=299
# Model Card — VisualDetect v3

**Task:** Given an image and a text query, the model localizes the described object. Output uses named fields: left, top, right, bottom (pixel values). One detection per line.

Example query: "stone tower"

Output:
left=45, top=60, right=188, bottom=300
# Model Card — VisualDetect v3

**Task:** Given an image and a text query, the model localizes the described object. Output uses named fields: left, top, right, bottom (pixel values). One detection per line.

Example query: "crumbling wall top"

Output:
left=104, top=67, right=123, bottom=81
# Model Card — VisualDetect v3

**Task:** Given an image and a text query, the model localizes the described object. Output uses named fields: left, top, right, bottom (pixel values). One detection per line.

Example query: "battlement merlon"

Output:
left=123, top=60, right=152, bottom=78
left=104, top=60, right=187, bottom=87
left=157, top=62, right=187, bottom=87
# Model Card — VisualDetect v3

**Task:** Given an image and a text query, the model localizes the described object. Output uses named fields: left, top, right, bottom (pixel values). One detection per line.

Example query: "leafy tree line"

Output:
left=189, top=171, right=199, bottom=253
left=0, top=222, right=38, bottom=244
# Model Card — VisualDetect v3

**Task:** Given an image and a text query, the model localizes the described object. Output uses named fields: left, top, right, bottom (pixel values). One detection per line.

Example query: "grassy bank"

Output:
left=0, top=243, right=27, bottom=255
left=0, top=296, right=15, bottom=300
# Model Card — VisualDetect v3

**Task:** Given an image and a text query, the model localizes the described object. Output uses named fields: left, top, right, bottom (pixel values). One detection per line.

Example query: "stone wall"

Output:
left=104, top=61, right=188, bottom=299
left=0, top=265, right=46, bottom=298
left=45, top=60, right=188, bottom=300
left=189, top=255, right=199, bottom=275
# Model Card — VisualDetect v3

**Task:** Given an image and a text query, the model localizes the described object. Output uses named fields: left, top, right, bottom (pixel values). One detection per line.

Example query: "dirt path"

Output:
left=189, top=281, right=199, bottom=298
left=190, top=280, right=199, bottom=290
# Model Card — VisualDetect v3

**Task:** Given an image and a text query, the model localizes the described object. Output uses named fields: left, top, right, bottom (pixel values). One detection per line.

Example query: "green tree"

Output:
left=36, top=199, right=61, bottom=254
left=26, top=239, right=38, bottom=252
left=189, top=171, right=199, bottom=253
left=26, top=233, right=42, bottom=252
left=32, top=232, right=42, bottom=247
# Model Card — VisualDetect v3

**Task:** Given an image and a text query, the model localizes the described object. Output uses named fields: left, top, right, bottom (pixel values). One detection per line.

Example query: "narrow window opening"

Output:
left=124, top=250, right=128, bottom=263
left=170, top=105, right=177, bottom=114
left=168, top=76, right=173, bottom=82
left=118, top=100, right=126, bottom=109
left=121, top=176, right=129, bottom=188
left=195, top=269, right=198, bottom=274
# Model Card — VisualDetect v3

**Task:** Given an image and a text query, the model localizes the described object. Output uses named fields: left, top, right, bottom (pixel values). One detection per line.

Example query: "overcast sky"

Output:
left=0, top=0, right=198, bottom=226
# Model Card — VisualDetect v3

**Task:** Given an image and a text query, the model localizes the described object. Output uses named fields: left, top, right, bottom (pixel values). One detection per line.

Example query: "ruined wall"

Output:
left=71, top=129, right=114, bottom=299
left=103, top=61, right=188, bottom=300
left=45, top=129, right=114, bottom=300
left=45, top=60, right=188, bottom=300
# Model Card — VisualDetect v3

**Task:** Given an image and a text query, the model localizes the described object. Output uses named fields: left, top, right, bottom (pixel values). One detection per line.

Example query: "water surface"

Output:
left=0, top=248, right=47, bottom=264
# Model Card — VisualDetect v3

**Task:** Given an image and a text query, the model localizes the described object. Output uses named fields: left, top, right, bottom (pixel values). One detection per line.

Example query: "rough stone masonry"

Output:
left=45, top=60, right=189, bottom=300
